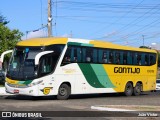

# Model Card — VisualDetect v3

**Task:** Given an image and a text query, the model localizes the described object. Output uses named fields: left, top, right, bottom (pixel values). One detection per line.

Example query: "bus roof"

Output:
left=90, top=40, right=157, bottom=53
left=17, top=37, right=68, bottom=46
left=17, top=37, right=157, bottom=53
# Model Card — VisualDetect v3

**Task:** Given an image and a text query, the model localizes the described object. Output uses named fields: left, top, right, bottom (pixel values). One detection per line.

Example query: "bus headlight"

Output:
left=28, top=80, right=43, bottom=87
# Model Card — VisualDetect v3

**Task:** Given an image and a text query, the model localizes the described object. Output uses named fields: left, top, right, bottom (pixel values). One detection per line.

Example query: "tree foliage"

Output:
left=0, top=14, right=9, bottom=25
left=139, top=46, right=151, bottom=49
left=0, top=15, right=23, bottom=55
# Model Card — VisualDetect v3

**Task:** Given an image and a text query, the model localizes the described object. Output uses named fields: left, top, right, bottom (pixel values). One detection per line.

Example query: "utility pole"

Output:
left=48, top=0, right=52, bottom=37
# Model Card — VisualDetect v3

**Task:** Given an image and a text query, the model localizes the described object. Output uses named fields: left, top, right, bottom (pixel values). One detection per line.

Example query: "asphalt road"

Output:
left=0, top=91, right=160, bottom=120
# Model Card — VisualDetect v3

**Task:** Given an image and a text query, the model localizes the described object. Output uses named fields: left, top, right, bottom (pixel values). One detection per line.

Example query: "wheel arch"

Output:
left=59, top=82, right=72, bottom=92
left=136, top=81, right=143, bottom=91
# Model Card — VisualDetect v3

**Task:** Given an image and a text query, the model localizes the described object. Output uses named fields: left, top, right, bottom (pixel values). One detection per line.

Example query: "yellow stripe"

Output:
left=17, top=37, right=68, bottom=46
left=6, top=77, right=19, bottom=84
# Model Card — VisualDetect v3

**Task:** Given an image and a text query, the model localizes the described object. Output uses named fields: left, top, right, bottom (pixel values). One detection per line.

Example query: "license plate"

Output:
left=14, top=89, right=19, bottom=93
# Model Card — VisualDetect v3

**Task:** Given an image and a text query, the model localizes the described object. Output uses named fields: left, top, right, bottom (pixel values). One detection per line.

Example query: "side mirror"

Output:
left=0, top=50, right=13, bottom=63
left=0, top=50, right=13, bottom=70
left=35, top=51, right=54, bottom=65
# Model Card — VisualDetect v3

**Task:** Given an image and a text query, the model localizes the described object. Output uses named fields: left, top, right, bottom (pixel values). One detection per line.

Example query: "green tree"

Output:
left=0, top=24, right=23, bottom=55
left=0, top=15, right=23, bottom=70
left=0, top=15, right=23, bottom=55
left=0, top=14, right=9, bottom=25
left=139, top=46, right=151, bottom=49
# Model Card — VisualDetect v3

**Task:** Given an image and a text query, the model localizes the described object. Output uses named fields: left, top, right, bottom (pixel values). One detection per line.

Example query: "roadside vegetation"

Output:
left=0, top=14, right=23, bottom=87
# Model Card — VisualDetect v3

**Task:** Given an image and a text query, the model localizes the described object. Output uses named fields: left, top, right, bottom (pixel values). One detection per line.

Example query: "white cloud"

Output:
left=104, top=31, right=117, bottom=38
left=21, top=30, right=47, bottom=40
left=151, top=43, right=160, bottom=50
left=60, top=33, right=71, bottom=38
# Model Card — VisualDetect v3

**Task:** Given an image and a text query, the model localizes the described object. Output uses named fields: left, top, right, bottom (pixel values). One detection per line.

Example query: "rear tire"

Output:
left=133, top=83, right=141, bottom=96
left=57, top=84, right=71, bottom=100
left=124, top=82, right=133, bottom=96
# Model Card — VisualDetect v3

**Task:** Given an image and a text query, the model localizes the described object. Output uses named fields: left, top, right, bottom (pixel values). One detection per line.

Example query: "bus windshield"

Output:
left=6, top=45, right=65, bottom=80
left=7, top=47, right=42, bottom=80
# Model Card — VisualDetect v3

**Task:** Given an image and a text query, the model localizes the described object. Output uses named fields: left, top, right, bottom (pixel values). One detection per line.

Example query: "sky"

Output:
left=0, top=0, right=160, bottom=49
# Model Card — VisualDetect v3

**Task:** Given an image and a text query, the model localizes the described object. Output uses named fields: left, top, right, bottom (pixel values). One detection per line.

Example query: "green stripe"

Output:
left=81, top=43, right=93, bottom=47
left=91, top=64, right=115, bottom=88
left=67, top=42, right=93, bottom=47
left=23, top=80, right=33, bottom=85
left=67, top=42, right=82, bottom=46
left=18, top=80, right=33, bottom=85
left=78, top=63, right=114, bottom=88
left=78, top=63, right=105, bottom=88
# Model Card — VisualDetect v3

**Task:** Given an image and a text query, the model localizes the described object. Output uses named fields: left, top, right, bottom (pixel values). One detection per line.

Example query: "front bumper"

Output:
left=5, top=82, right=39, bottom=96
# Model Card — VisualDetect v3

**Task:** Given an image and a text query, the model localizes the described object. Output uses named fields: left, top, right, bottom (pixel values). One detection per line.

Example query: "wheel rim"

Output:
left=127, top=86, right=131, bottom=93
left=59, top=87, right=67, bottom=96
left=135, top=85, right=141, bottom=94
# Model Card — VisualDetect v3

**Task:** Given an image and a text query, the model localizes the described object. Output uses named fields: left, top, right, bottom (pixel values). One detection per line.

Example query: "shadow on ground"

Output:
left=4, top=91, right=153, bottom=101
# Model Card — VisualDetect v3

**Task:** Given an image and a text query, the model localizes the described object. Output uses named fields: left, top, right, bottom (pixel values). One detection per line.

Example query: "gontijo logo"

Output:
left=40, top=87, right=53, bottom=95
left=114, top=67, right=140, bottom=74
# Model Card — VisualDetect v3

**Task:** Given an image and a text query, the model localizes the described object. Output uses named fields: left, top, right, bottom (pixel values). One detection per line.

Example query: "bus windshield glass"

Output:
left=7, top=45, right=65, bottom=80
left=7, top=47, right=42, bottom=80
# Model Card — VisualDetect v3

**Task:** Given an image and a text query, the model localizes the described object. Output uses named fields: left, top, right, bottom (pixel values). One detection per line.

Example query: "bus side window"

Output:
left=115, top=52, right=120, bottom=64
left=70, top=47, right=77, bottom=62
left=102, top=50, right=108, bottom=63
left=127, top=52, right=132, bottom=65
left=109, top=50, right=113, bottom=63
left=93, top=49, right=97, bottom=63
left=149, top=54, right=156, bottom=65
left=98, top=49, right=103, bottom=63
left=62, top=47, right=71, bottom=65
left=120, top=51, right=123, bottom=64
left=86, top=48, right=93, bottom=63
left=39, top=54, right=54, bottom=77
left=137, top=54, right=142, bottom=65
left=82, top=48, right=86, bottom=62
left=145, top=54, right=149, bottom=66
left=77, top=47, right=81, bottom=62
left=133, top=53, right=138, bottom=65
left=141, top=53, right=145, bottom=65
left=123, top=52, right=127, bottom=64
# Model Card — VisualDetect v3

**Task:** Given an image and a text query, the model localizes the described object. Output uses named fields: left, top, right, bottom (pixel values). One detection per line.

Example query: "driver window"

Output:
left=38, top=53, right=55, bottom=77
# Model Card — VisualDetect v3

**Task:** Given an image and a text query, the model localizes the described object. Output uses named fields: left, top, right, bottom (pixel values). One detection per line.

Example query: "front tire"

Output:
left=57, top=84, right=71, bottom=100
left=124, top=82, right=133, bottom=96
left=133, top=83, right=141, bottom=96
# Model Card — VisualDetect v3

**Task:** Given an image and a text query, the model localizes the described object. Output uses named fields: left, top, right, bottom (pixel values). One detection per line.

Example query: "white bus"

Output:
left=0, top=37, right=158, bottom=99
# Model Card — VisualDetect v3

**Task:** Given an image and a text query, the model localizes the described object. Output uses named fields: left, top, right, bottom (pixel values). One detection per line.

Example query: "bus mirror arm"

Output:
left=35, top=51, right=54, bottom=65
left=0, top=50, right=13, bottom=63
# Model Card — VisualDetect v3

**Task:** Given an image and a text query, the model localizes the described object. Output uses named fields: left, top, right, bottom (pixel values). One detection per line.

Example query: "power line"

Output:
left=88, top=0, right=145, bottom=38
left=105, top=3, right=160, bottom=40
left=54, top=1, right=160, bottom=9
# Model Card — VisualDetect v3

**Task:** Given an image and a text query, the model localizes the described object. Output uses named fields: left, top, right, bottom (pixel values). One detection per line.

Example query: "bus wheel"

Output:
left=124, top=82, right=133, bottom=96
left=133, top=83, right=141, bottom=96
left=57, top=84, right=71, bottom=100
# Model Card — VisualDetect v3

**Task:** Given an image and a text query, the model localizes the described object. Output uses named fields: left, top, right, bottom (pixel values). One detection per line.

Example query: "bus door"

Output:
left=37, top=53, right=56, bottom=96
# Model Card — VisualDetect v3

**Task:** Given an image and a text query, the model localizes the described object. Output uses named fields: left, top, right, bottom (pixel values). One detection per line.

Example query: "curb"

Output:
left=91, top=106, right=136, bottom=111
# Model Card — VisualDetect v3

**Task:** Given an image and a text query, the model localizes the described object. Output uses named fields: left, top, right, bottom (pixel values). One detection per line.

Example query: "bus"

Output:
left=0, top=37, right=158, bottom=99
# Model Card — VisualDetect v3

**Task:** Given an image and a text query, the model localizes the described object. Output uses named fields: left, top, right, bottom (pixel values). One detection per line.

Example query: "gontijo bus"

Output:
left=0, top=37, right=158, bottom=99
